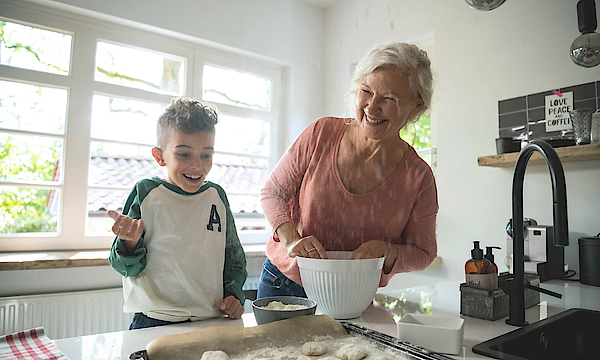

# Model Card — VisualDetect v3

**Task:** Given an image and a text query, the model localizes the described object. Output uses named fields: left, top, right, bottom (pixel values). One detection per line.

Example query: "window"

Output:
left=0, top=19, right=71, bottom=239
left=400, top=112, right=436, bottom=168
left=0, top=6, right=283, bottom=251
left=401, top=35, right=436, bottom=170
left=196, top=57, right=279, bottom=242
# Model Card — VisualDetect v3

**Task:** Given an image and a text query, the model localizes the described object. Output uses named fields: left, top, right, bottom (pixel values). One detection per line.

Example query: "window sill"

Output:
left=0, top=244, right=268, bottom=271
left=0, top=247, right=441, bottom=271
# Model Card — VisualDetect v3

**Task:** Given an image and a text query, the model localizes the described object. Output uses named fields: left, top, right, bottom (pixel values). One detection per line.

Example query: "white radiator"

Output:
left=1, top=281, right=262, bottom=340
left=0, top=288, right=132, bottom=340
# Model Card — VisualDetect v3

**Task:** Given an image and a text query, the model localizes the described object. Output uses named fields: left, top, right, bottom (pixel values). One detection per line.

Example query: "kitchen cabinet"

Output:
left=477, top=143, right=600, bottom=167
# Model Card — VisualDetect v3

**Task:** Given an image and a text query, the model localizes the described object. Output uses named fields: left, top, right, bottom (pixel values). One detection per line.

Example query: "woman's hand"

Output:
left=286, top=235, right=327, bottom=259
left=349, top=240, right=398, bottom=274
left=276, top=222, right=327, bottom=259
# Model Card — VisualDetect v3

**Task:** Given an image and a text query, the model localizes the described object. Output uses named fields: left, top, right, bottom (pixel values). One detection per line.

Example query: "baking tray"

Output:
left=340, top=322, right=455, bottom=360
left=130, top=322, right=455, bottom=360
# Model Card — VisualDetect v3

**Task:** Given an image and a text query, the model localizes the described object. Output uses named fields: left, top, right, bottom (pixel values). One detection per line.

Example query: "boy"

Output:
left=108, top=98, right=247, bottom=330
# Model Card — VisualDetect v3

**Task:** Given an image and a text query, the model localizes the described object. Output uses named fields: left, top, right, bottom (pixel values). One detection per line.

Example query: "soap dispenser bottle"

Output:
left=465, top=241, right=495, bottom=289
left=484, top=246, right=501, bottom=289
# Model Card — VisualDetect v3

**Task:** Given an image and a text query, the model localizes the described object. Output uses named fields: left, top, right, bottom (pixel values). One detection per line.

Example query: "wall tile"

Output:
left=499, top=126, right=527, bottom=140
left=499, top=81, right=600, bottom=143
left=498, top=96, right=526, bottom=114
left=573, top=99, right=597, bottom=111
left=560, top=82, right=596, bottom=100
left=528, top=108, right=545, bottom=122
left=499, top=111, right=527, bottom=128
left=528, top=122, right=548, bottom=140
left=527, top=90, right=554, bottom=108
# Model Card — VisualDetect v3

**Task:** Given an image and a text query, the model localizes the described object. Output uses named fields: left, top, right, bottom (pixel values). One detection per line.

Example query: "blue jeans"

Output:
left=129, top=312, right=192, bottom=330
left=257, top=259, right=307, bottom=298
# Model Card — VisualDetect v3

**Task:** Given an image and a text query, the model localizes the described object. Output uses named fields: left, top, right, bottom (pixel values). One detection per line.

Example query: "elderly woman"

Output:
left=257, top=41, right=438, bottom=298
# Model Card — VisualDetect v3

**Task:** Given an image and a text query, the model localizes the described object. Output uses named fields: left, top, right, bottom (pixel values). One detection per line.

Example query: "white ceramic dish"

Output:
left=396, top=313, right=465, bottom=355
left=296, top=251, right=384, bottom=319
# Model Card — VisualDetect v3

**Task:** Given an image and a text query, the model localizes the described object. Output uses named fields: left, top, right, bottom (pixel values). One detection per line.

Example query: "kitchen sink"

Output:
left=472, top=308, right=600, bottom=360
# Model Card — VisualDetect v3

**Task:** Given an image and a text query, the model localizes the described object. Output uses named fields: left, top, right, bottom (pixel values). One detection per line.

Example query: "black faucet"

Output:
left=502, top=140, right=568, bottom=326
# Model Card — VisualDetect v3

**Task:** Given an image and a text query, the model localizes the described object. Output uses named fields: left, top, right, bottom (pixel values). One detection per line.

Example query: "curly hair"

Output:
left=156, top=98, right=219, bottom=147
left=347, top=41, right=434, bottom=124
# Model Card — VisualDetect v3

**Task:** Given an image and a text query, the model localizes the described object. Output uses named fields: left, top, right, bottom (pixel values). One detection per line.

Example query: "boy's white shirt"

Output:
left=122, top=183, right=226, bottom=322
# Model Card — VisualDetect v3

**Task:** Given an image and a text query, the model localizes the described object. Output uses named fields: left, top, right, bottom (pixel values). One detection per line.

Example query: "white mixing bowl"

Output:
left=296, top=251, right=384, bottom=319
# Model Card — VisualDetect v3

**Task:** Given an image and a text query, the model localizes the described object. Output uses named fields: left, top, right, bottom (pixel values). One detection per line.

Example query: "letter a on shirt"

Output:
left=207, top=204, right=222, bottom=232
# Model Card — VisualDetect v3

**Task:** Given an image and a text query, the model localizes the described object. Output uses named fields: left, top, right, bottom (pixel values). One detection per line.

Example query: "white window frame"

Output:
left=194, top=51, right=282, bottom=244
left=0, top=2, right=283, bottom=251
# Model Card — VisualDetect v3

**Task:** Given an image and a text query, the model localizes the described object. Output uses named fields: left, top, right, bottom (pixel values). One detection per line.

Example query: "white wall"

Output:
left=323, top=0, right=600, bottom=289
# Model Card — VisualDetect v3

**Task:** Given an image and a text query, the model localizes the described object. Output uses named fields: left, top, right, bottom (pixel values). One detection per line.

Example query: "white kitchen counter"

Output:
left=53, top=279, right=600, bottom=360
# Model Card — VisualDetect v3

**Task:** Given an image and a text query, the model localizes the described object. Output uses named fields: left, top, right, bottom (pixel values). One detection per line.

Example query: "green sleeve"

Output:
left=108, top=183, right=147, bottom=278
left=218, top=187, right=248, bottom=305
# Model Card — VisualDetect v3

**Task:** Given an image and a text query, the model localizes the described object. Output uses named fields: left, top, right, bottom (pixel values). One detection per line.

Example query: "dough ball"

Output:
left=200, top=350, right=229, bottom=360
left=335, top=344, right=367, bottom=360
left=302, top=342, right=327, bottom=356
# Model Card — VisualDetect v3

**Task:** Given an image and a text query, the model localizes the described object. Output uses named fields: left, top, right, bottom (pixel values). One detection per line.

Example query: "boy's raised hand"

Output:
left=108, top=210, right=144, bottom=243
left=217, top=295, right=244, bottom=319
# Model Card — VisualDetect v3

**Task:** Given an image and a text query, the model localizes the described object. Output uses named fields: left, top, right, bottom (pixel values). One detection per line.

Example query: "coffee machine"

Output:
left=506, top=219, right=568, bottom=282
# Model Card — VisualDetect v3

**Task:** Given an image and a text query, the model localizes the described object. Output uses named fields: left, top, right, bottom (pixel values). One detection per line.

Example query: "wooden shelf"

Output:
left=478, top=143, right=600, bottom=167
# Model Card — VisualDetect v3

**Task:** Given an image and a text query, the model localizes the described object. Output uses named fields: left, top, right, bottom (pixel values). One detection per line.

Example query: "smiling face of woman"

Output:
left=355, top=67, right=423, bottom=142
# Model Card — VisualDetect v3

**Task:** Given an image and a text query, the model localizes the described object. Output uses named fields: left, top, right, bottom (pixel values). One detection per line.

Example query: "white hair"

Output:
left=347, top=41, right=434, bottom=123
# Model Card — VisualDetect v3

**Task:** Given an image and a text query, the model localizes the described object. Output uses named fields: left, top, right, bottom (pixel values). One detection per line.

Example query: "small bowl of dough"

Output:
left=252, top=296, right=317, bottom=325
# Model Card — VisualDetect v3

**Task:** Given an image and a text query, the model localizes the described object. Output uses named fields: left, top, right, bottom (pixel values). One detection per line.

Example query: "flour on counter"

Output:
left=231, top=335, right=409, bottom=360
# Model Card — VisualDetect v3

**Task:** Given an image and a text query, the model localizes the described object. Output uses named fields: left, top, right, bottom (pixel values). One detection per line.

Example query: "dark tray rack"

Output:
left=130, top=322, right=456, bottom=360
left=340, top=322, right=455, bottom=360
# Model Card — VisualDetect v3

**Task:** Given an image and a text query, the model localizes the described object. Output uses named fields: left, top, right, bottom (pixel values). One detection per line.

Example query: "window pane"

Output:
left=0, top=133, right=62, bottom=182
left=202, top=65, right=271, bottom=111
left=0, top=21, right=72, bottom=75
left=91, top=95, right=163, bottom=144
left=226, top=194, right=263, bottom=215
left=95, top=41, right=184, bottom=95
left=400, top=113, right=431, bottom=150
left=215, top=115, right=270, bottom=156
left=86, top=189, right=129, bottom=235
left=88, top=142, right=164, bottom=187
left=208, top=153, right=269, bottom=195
left=0, top=186, right=59, bottom=234
left=0, top=80, right=67, bottom=134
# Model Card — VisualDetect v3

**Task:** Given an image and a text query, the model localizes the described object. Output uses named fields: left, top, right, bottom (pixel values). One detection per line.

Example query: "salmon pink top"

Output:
left=261, top=117, right=438, bottom=287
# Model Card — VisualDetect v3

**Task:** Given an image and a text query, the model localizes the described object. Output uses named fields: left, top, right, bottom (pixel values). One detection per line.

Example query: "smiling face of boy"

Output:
left=152, top=129, right=215, bottom=193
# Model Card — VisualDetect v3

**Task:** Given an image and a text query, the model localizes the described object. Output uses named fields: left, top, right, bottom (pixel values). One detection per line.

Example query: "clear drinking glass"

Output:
left=570, top=109, right=593, bottom=145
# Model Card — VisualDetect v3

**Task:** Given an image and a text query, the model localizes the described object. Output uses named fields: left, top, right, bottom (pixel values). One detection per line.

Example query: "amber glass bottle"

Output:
left=465, top=241, right=495, bottom=289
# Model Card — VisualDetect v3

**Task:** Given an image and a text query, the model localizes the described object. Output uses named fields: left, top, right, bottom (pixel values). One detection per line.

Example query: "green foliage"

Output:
left=0, top=135, right=58, bottom=182
left=0, top=21, right=68, bottom=73
left=400, top=112, right=431, bottom=150
left=0, top=130, right=59, bottom=235
left=0, top=188, right=57, bottom=233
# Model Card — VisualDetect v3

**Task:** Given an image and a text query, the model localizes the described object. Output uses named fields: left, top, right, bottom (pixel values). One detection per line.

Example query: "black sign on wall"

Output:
left=498, top=81, right=599, bottom=142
